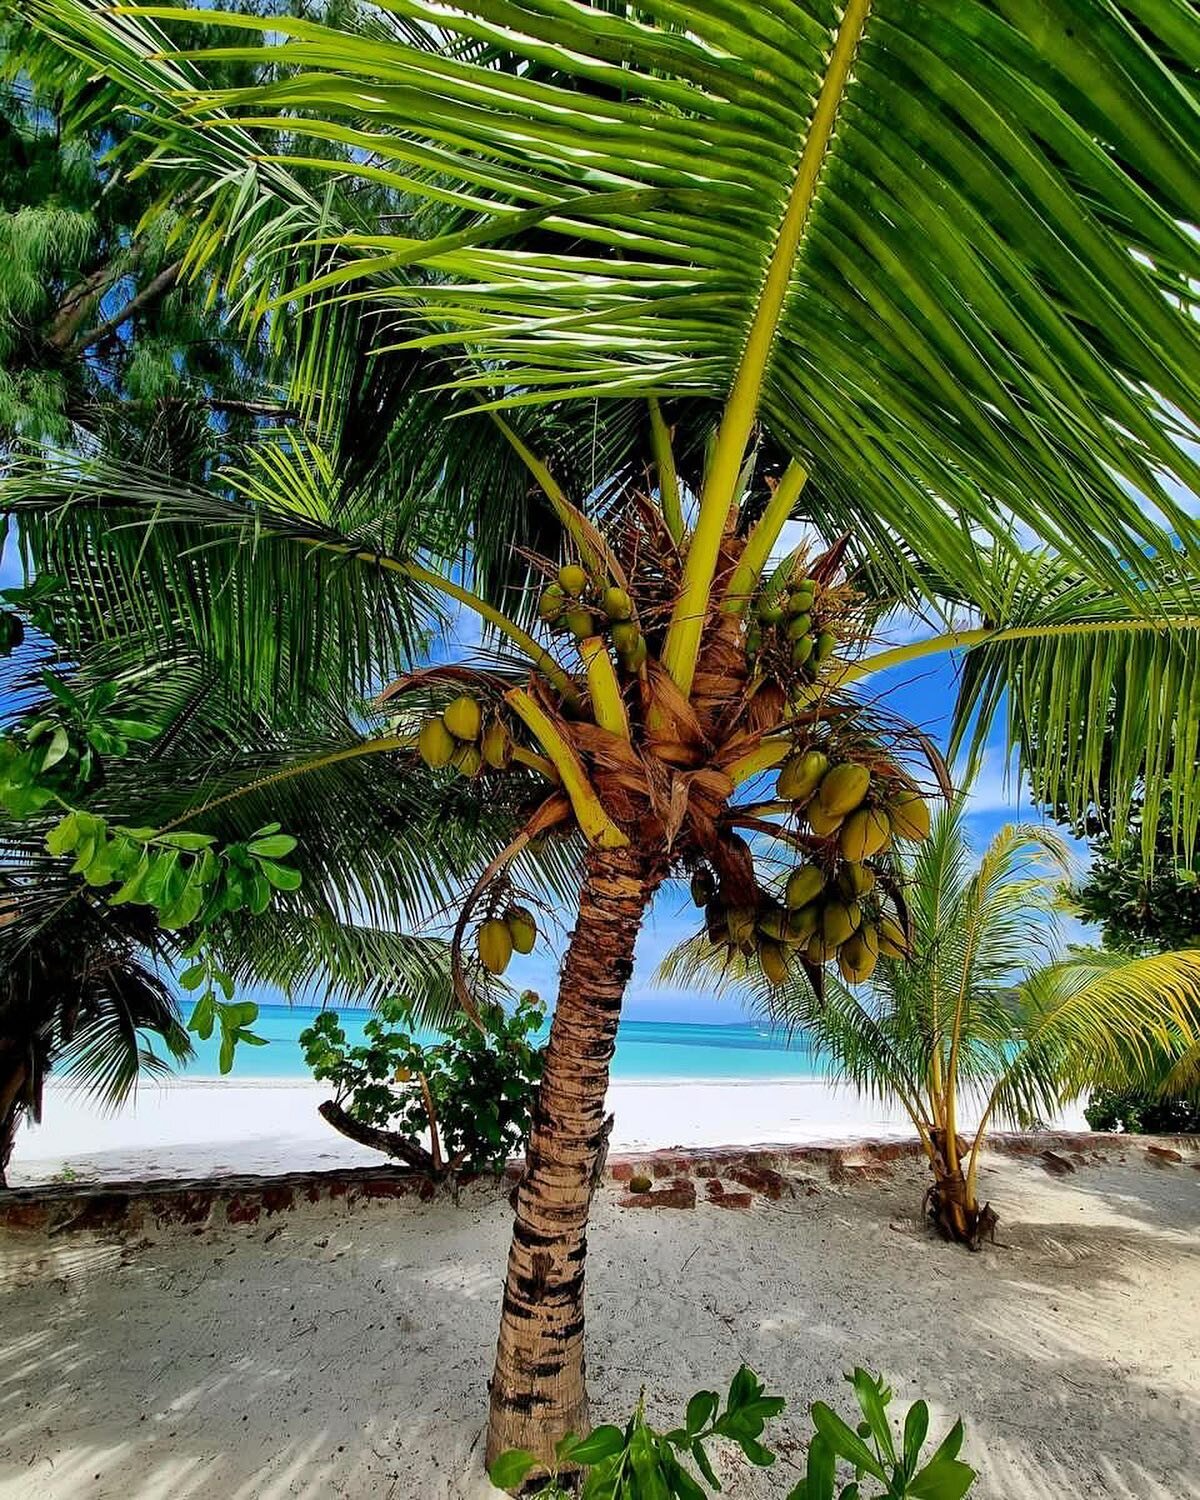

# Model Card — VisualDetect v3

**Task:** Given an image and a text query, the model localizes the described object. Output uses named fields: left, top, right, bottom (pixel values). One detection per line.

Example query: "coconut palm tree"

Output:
left=663, top=801, right=1200, bottom=1249
left=9, top=0, right=1200, bottom=1473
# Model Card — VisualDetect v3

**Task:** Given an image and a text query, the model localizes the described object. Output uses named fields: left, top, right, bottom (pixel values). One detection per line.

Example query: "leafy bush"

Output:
left=1085, top=1087, right=1200, bottom=1135
left=490, top=1366, right=976, bottom=1499
left=301, top=990, right=546, bottom=1174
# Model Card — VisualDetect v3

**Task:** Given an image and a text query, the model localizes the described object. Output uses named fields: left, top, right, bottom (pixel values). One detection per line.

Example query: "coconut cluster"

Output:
left=417, top=695, right=511, bottom=777
left=745, top=576, right=836, bottom=677
left=476, top=905, right=538, bottom=974
left=539, top=564, right=647, bottom=674
left=694, top=859, right=909, bottom=986
left=777, top=750, right=931, bottom=856
left=692, top=751, right=931, bottom=987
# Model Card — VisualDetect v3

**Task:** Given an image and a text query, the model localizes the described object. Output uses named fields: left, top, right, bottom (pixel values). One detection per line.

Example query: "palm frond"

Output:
left=946, top=553, right=1200, bottom=861
left=995, top=948, right=1200, bottom=1126
left=23, top=0, right=1200, bottom=602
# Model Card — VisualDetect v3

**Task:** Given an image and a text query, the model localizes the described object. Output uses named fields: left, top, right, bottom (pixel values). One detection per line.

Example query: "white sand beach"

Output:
left=2, top=1149, right=1197, bottom=1500
left=6, top=1077, right=1087, bottom=1186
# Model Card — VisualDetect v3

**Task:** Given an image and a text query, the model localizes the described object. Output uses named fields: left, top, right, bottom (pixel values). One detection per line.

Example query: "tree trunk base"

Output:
left=924, top=1172, right=998, bottom=1250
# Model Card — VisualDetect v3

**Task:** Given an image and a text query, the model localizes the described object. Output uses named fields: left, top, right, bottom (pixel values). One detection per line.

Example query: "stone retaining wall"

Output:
left=1, top=1131, right=1195, bottom=1236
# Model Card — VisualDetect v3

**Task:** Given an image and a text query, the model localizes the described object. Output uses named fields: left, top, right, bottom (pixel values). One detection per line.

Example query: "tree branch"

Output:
left=73, top=260, right=182, bottom=352
left=317, top=1098, right=437, bottom=1173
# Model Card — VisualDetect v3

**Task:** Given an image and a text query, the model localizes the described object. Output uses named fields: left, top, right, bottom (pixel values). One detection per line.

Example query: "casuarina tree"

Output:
left=10, top=0, right=1200, bottom=1475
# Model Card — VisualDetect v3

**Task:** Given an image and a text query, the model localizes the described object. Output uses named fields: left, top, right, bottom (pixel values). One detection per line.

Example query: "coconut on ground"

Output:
left=1, top=1151, right=1196, bottom=1500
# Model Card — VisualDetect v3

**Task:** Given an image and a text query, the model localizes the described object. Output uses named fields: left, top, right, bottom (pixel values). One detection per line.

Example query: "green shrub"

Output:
left=301, top=990, right=546, bottom=1174
left=628, top=1173, right=653, bottom=1194
left=489, top=1365, right=976, bottom=1499
left=1085, top=1087, right=1200, bottom=1135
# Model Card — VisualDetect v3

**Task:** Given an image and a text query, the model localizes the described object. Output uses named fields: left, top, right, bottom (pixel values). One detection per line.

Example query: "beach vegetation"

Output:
left=7, top=0, right=1200, bottom=1466
left=490, top=1366, right=975, bottom=1499
left=1084, top=1086, right=1200, bottom=1137
left=302, top=990, right=546, bottom=1177
left=666, top=802, right=1200, bottom=1247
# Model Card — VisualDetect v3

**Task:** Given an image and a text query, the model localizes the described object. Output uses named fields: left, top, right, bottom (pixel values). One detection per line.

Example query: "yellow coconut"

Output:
left=558, top=563, right=588, bottom=596
left=806, top=933, right=835, bottom=965
left=877, top=913, right=909, bottom=958
left=837, top=862, right=876, bottom=899
left=481, top=720, right=511, bottom=769
left=839, top=807, right=891, bottom=862
left=817, top=763, right=871, bottom=818
left=505, top=906, right=537, bottom=954
left=759, top=940, right=790, bottom=987
left=417, top=716, right=456, bottom=768
left=443, top=695, right=482, bottom=742
left=805, top=801, right=845, bottom=838
left=786, top=904, right=821, bottom=944
left=620, top=637, right=648, bottom=672
left=611, top=621, right=640, bottom=654
left=785, top=864, right=825, bottom=909
left=451, top=744, right=482, bottom=777
left=757, top=906, right=789, bottom=942
left=889, top=789, right=932, bottom=842
left=477, top=918, right=514, bottom=975
left=777, top=749, right=829, bottom=804
left=838, top=934, right=878, bottom=984
left=565, top=608, right=597, bottom=640
left=821, top=899, right=862, bottom=947
left=537, top=584, right=566, bottom=622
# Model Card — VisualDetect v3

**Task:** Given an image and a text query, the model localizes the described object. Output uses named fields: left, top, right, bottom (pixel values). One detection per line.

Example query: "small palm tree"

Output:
left=664, top=802, right=1200, bottom=1248
left=10, top=0, right=1200, bottom=1472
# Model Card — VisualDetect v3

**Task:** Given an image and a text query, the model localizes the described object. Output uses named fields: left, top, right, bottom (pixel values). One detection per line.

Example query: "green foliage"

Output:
left=1084, top=1088, right=1200, bottom=1136
left=0, top=669, right=158, bottom=816
left=791, top=1372, right=975, bottom=1500
left=488, top=1367, right=975, bottom=1500
left=0, top=664, right=303, bottom=1071
left=1070, top=809, right=1200, bottom=956
left=301, top=990, right=546, bottom=1174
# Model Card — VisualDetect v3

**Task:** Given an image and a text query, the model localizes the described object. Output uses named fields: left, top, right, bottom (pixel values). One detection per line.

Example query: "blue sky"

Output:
left=1, top=520, right=1094, bottom=1026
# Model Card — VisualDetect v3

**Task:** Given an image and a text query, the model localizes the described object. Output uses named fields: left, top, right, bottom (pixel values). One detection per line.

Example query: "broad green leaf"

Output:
left=564, top=1426, right=625, bottom=1466
left=487, top=1449, right=539, bottom=1490
left=258, top=859, right=302, bottom=891
left=809, top=1406, right=886, bottom=1482
left=247, top=833, right=298, bottom=858
left=903, top=1402, right=930, bottom=1478
left=907, top=1456, right=977, bottom=1500
left=686, top=1391, right=719, bottom=1436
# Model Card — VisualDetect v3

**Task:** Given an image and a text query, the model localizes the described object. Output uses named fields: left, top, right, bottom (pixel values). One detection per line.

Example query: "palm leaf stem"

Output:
left=647, top=397, right=683, bottom=546
left=721, top=459, right=809, bottom=614
left=661, top=0, right=872, bottom=696
left=841, top=618, right=1200, bottom=685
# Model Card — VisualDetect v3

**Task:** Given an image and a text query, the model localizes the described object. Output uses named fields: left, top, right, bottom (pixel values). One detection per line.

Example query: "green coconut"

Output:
left=777, top=749, right=829, bottom=804
left=558, top=563, right=588, bottom=596
left=785, top=864, right=826, bottom=909
left=505, top=906, right=537, bottom=954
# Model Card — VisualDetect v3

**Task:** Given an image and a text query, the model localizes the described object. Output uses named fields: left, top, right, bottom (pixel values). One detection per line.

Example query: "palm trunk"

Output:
left=0, top=1057, right=29, bottom=1189
left=486, top=843, right=662, bottom=1471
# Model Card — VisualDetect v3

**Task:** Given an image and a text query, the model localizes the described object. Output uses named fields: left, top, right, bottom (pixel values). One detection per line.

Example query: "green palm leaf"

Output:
left=23, top=0, right=1200, bottom=598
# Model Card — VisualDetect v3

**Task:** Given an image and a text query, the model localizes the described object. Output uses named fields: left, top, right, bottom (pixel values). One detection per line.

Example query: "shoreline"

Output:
left=7, top=1076, right=1087, bottom=1188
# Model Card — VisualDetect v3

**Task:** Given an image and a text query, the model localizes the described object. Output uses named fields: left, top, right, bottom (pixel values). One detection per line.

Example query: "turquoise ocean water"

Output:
left=184, top=1005, right=825, bottom=1082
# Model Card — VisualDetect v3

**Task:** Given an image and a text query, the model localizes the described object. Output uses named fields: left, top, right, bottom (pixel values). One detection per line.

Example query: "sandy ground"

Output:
left=1, top=1151, right=1196, bottom=1500
left=6, top=1078, right=1085, bottom=1186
